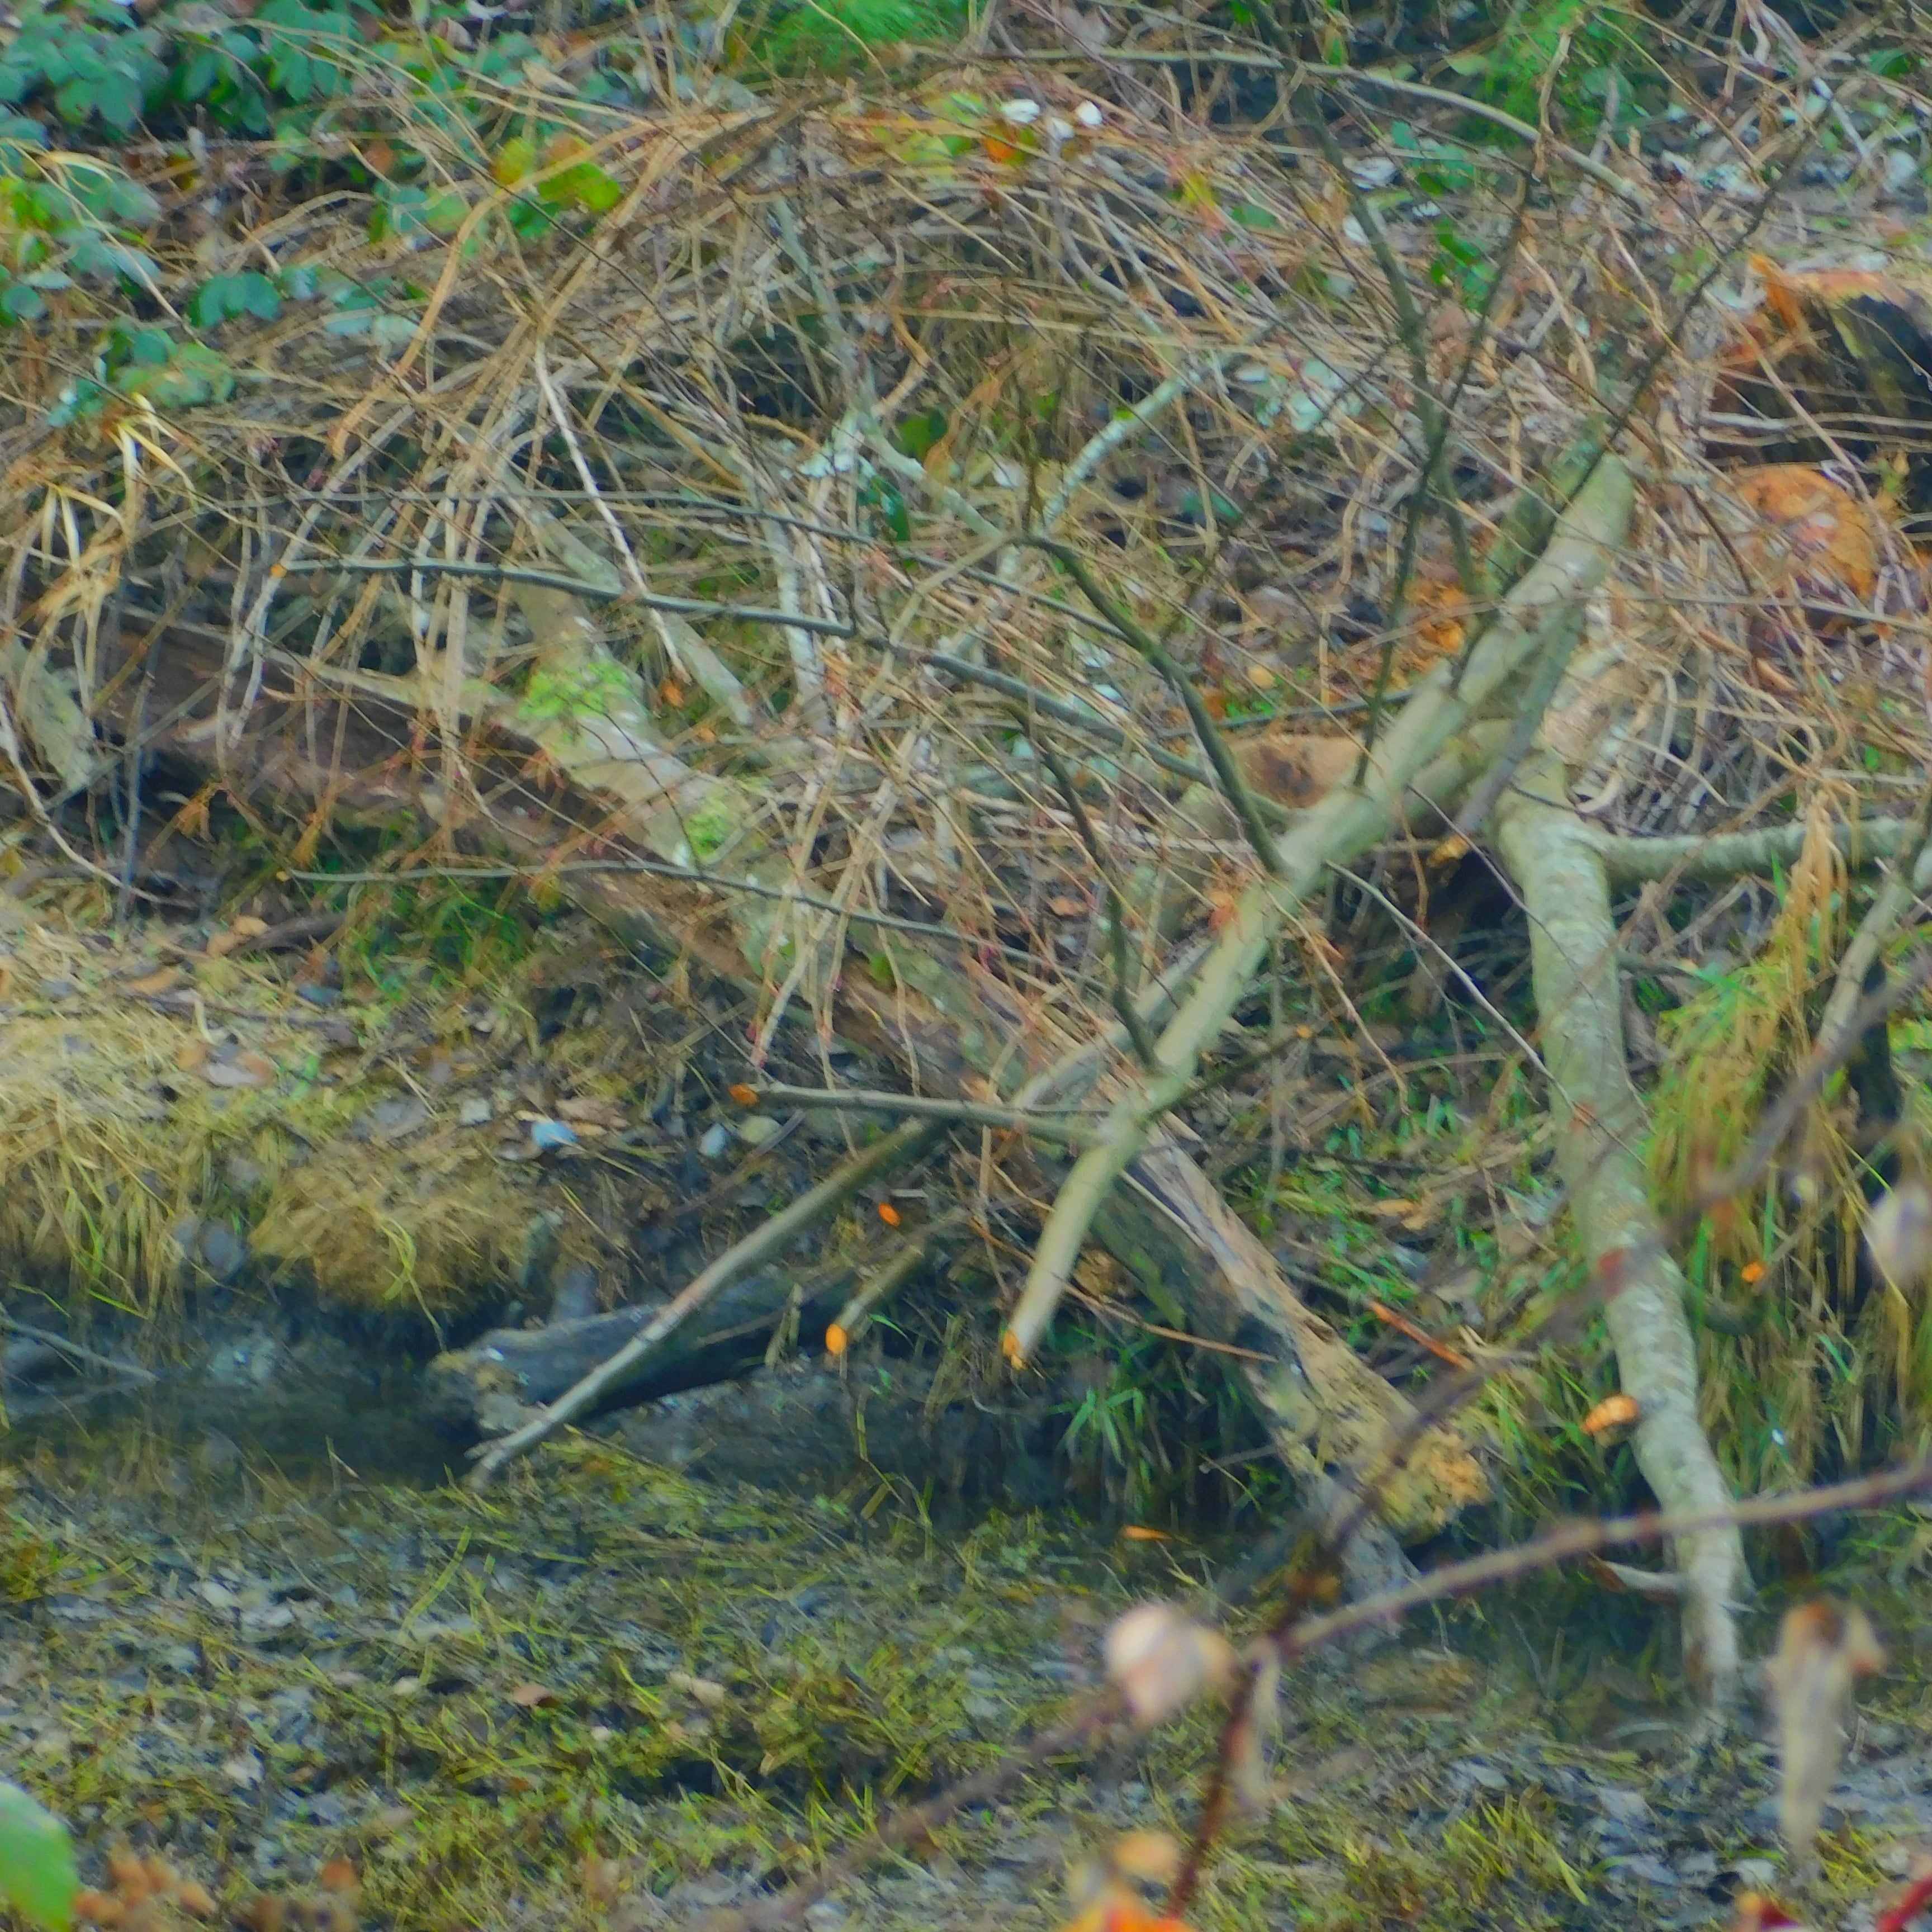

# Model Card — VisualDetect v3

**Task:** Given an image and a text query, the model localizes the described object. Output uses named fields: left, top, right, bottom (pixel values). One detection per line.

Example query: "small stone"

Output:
left=37, top=978, right=74, bottom=1001
left=295, top=983, right=342, bottom=1008
left=1607, top=1854, right=1677, bottom=1889
left=197, top=1221, right=249, bottom=1282
left=698, top=1122, right=732, bottom=1158
left=1597, top=1787, right=1651, bottom=1825
left=362, top=1095, right=430, bottom=1140
left=735, top=1114, right=782, bottom=1147
left=458, top=1096, right=493, bottom=1126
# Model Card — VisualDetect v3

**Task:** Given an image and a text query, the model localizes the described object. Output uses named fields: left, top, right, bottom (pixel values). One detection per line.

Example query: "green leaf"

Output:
left=0, top=1781, right=77, bottom=1932
left=0, top=279, right=47, bottom=321
left=191, top=270, right=282, bottom=326
left=894, top=407, right=946, bottom=460
left=116, top=339, right=234, bottom=408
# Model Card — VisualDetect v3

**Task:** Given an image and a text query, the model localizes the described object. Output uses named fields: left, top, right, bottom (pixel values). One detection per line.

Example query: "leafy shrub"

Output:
left=0, top=0, right=356, bottom=140
left=738, top=0, right=970, bottom=74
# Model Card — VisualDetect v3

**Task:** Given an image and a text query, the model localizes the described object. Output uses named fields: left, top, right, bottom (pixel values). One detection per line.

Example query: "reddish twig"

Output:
left=1365, top=1298, right=1473, bottom=1370
left=1877, top=1872, right=1932, bottom=1932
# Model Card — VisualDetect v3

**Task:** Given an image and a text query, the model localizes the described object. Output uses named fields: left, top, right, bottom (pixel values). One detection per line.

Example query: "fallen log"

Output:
left=1495, top=750, right=1747, bottom=1704
left=422, top=1258, right=863, bottom=1437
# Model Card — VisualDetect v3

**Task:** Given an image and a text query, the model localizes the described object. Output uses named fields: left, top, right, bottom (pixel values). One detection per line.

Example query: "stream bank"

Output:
left=4, top=1401, right=1932, bottom=1932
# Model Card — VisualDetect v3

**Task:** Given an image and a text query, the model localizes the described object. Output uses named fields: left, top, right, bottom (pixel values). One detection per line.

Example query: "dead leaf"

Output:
left=204, top=1053, right=276, bottom=1090
left=1227, top=1643, right=1280, bottom=1810
left=1765, top=1598, right=1885, bottom=1857
left=1058, top=1878, right=1192, bottom=1932
left=666, top=1669, right=726, bottom=1710
left=508, top=1681, right=558, bottom=1708
left=1581, top=1393, right=1641, bottom=1436
left=1731, top=464, right=1883, bottom=634
left=1236, top=733, right=1360, bottom=809
left=1731, top=1892, right=1805, bottom=1932
left=579, top=1854, right=622, bottom=1907
left=1107, top=1832, right=1182, bottom=1888
left=230, top=916, right=269, bottom=939
left=556, top=1095, right=626, bottom=1130
left=176, top=1039, right=210, bottom=1073
left=1103, top=1603, right=1236, bottom=1729
left=124, top=968, right=182, bottom=998
left=316, top=1861, right=359, bottom=1898
left=1865, top=1181, right=1932, bottom=1290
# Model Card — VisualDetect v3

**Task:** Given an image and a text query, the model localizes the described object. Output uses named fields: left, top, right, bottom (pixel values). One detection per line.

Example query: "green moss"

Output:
left=681, top=792, right=742, bottom=864
left=519, top=655, right=634, bottom=726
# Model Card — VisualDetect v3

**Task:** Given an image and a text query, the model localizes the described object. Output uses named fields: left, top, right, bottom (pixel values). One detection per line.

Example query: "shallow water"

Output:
left=3, top=1371, right=466, bottom=1486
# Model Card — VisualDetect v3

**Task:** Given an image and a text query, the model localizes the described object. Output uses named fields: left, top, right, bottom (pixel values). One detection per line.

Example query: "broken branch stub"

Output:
left=1003, top=456, right=1637, bottom=1371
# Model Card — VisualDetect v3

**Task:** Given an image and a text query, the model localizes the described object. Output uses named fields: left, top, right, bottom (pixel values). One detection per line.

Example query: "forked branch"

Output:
left=1001, top=456, right=1636, bottom=1369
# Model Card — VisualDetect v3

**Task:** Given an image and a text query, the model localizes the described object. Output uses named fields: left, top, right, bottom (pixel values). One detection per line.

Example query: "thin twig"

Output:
left=736, top=1083, right=1089, bottom=1142
left=1284, top=1457, right=1932, bottom=1658
left=0, top=1317, right=156, bottom=1384
left=1020, top=536, right=1286, bottom=878
left=1029, top=724, right=1166, bottom=1073
left=469, top=1120, right=942, bottom=1486
left=287, top=865, right=1041, bottom=967
left=315, top=557, right=855, bottom=635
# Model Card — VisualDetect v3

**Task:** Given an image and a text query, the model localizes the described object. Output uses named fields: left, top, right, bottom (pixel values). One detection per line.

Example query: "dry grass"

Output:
left=0, top=869, right=668, bottom=1316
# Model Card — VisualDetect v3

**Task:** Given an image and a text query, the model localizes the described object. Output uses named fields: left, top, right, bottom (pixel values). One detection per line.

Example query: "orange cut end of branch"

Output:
left=877, top=1202, right=902, bottom=1227
left=825, top=1323, right=849, bottom=1357
left=1741, top=1259, right=1767, bottom=1283
left=728, top=1083, right=759, bottom=1106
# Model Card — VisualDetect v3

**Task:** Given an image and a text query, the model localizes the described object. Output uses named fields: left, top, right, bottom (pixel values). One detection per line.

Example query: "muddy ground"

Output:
left=4, top=1355, right=1931, bottom=1932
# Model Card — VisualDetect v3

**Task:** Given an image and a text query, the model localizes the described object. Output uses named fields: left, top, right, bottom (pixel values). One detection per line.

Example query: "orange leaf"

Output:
left=1060, top=1881, right=1195, bottom=1932
left=1741, top=1259, right=1767, bottom=1284
left=982, top=135, right=1020, bottom=163
left=1120, top=1526, right=1169, bottom=1542
left=1582, top=1393, right=1640, bottom=1436
left=728, top=1083, right=759, bottom=1106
